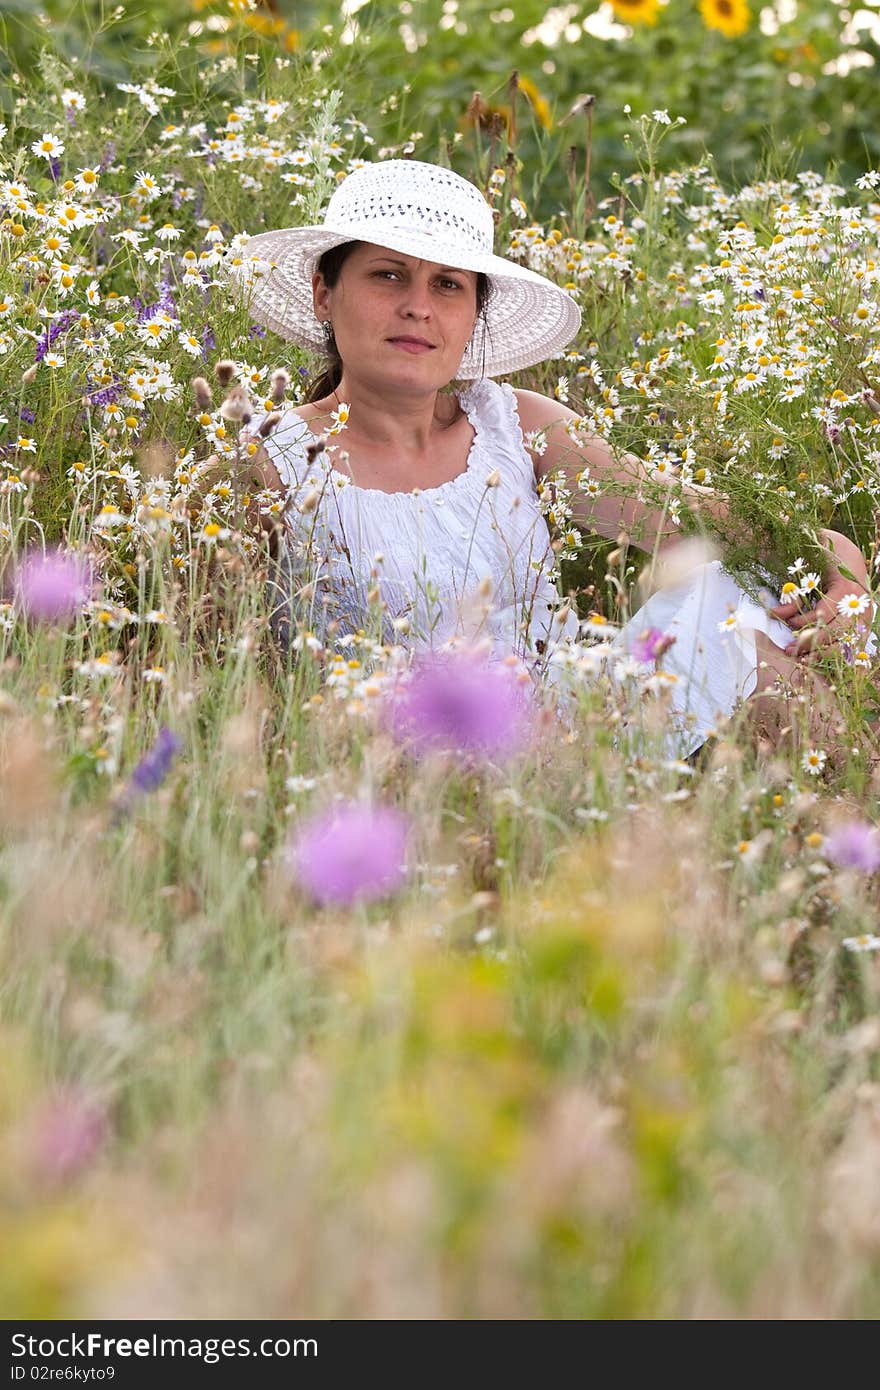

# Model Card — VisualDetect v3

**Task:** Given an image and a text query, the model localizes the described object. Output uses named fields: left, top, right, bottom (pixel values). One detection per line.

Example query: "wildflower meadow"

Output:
left=2, top=3, right=880, bottom=1323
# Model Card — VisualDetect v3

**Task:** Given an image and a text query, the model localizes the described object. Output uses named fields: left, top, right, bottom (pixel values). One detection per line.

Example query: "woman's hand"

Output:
left=768, top=528, right=873, bottom=658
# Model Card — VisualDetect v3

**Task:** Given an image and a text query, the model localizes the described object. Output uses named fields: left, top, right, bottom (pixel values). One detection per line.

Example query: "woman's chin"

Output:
left=371, top=356, right=457, bottom=391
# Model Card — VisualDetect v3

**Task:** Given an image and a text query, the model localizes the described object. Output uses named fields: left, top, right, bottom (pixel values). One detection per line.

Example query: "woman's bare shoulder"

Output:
left=286, top=397, right=333, bottom=427
left=512, top=387, right=579, bottom=432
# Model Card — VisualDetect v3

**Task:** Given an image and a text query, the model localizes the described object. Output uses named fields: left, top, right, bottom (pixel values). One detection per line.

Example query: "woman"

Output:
left=229, top=159, right=871, bottom=757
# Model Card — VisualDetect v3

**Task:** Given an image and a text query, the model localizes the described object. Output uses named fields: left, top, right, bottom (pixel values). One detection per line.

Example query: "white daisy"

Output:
left=842, top=934, right=880, bottom=952
left=836, top=592, right=870, bottom=617
left=75, top=167, right=100, bottom=194
left=133, top=170, right=161, bottom=200
left=113, top=228, right=145, bottom=248
left=31, top=133, right=65, bottom=160
left=802, top=748, right=827, bottom=776
left=177, top=331, right=202, bottom=357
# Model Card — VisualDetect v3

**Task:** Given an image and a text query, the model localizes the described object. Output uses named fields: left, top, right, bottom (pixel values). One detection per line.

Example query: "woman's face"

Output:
left=312, top=243, right=479, bottom=394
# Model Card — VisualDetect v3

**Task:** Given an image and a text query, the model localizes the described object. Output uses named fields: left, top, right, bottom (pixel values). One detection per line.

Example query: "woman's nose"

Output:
left=399, top=279, right=432, bottom=318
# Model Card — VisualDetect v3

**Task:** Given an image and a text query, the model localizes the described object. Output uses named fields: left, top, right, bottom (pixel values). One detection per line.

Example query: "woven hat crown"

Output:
left=321, top=160, right=495, bottom=260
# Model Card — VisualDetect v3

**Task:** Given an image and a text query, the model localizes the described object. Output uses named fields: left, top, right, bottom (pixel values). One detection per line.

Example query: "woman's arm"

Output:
left=769, top=528, right=872, bottom=656
left=513, top=388, right=721, bottom=557
left=514, top=389, right=873, bottom=653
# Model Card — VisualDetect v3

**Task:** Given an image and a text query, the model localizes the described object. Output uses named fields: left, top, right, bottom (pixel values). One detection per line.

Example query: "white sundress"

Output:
left=258, top=377, right=795, bottom=757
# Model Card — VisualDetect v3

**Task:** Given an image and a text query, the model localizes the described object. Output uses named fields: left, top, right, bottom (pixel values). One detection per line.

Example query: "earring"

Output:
left=321, top=320, right=336, bottom=348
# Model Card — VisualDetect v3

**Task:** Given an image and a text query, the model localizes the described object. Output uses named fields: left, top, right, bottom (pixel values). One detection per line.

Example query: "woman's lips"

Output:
left=387, top=337, right=435, bottom=354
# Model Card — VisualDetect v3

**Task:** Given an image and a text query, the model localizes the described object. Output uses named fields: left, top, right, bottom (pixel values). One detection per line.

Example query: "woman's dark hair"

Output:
left=303, top=241, right=493, bottom=403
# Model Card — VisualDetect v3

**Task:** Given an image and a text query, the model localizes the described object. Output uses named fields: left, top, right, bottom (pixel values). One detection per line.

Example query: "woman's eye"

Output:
left=439, top=279, right=462, bottom=291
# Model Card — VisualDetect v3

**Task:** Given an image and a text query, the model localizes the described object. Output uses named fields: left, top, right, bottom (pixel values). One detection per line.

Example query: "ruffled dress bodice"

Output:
left=260, top=377, right=580, bottom=662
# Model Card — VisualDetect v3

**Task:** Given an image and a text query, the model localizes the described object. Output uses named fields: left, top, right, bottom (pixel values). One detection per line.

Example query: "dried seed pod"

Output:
left=465, top=91, right=488, bottom=125
left=258, top=411, right=281, bottom=439
left=305, top=434, right=327, bottom=463
left=219, top=385, right=253, bottom=423
left=215, top=359, right=237, bottom=387
left=269, top=368, right=290, bottom=402
left=191, top=376, right=213, bottom=410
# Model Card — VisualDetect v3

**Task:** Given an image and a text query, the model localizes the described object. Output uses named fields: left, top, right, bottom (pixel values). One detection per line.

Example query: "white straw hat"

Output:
left=227, top=159, right=581, bottom=378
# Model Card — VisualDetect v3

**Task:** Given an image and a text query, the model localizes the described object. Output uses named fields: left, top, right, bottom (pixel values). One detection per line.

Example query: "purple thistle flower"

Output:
left=128, top=727, right=182, bottom=795
left=383, top=651, right=533, bottom=763
left=32, top=1089, right=107, bottom=1185
left=288, top=801, right=409, bottom=906
left=630, top=626, right=676, bottom=664
left=15, top=549, right=90, bottom=622
left=825, top=821, right=880, bottom=873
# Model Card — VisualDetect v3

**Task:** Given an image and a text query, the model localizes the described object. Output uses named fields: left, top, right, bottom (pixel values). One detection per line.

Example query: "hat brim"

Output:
left=224, top=223, right=581, bottom=378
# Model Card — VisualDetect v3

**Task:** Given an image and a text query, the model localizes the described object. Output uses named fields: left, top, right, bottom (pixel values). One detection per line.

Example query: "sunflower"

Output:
left=610, top=0, right=661, bottom=24
left=699, top=0, right=751, bottom=38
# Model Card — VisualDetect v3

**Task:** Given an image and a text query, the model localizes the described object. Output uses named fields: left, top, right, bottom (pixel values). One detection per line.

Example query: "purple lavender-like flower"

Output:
left=135, top=278, right=177, bottom=324
left=32, top=1089, right=107, bottom=1185
left=288, top=801, right=409, bottom=906
left=85, top=378, right=124, bottom=409
left=112, top=727, right=182, bottom=824
left=48, top=156, right=61, bottom=182
left=98, top=140, right=116, bottom=173
left=15, top=549, right=90, bottom=622
left=825, top=821, right=880, bottom=873
left=383, top=651, right=533, bottom=763
left=19, top=407, right=36, bottom=425
left=201, top=324, right=216, bottom=357
left=34, top=308, right=79, bottom=363
left=630, top=626, right=677, bottom=664
left=129, top=727, right=182, bottom=795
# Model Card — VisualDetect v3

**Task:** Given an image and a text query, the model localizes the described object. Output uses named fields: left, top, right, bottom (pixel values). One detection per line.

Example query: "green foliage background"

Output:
left=3, top=0, right=880, bottom=215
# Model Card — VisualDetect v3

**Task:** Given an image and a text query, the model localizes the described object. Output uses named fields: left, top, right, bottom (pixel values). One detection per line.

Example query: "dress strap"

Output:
left=459, top=378, right=537, bottom=493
